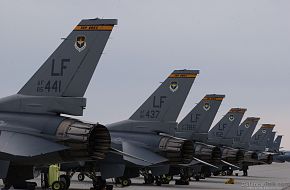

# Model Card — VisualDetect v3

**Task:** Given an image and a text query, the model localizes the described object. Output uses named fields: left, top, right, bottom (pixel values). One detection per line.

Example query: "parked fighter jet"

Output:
left=60, top=70, right=198, bottom=188
left=106, top=70, right=198, bottom=185
left=0, top=18, right=117, bottom=190
left=173, top=94, right=225, bottom=182
left=208, top=108, right=246, bottom=168
left=272, top=135, right=290, bottom=163
left=249, top=124, right=275, bottom=164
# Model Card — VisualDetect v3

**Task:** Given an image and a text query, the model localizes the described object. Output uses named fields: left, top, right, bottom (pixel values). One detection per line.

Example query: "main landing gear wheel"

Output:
left=78, top=173, right=85, bottom=181
left=144, top=174, right=154, bottom=184
left=115, top=177, right=131, bottom=187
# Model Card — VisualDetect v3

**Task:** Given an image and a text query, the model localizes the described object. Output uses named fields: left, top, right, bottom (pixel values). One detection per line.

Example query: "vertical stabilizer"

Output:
left=18, top=18, right=117, bottom=97
left=249, top=124, right=275, bottom=151
left=175, top=94, right=225, bottom=142
left=129, top=70, right=199, bottom=122
left=208, top=108, right=246, bottom=146
left=272, top=135, right=282, bottom=152
left=232, top=117, right=260, bottom=149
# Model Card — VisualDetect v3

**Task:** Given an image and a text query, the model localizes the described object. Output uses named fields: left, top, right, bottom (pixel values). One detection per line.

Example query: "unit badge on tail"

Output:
left=245, top=123, right=250, bottom=128
left=169, top=81, right=178, bottom=92
left=229, top=115, right=235, bottom=121
left=203, top=102, right=211, bottom=111
left=75, top=36, right=86, bottom=52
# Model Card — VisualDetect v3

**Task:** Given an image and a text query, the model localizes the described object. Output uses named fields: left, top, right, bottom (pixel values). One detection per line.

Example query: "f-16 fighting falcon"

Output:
left=60, top=70, right=198, bottom=188
left=0, top=18, right=117, bottom=190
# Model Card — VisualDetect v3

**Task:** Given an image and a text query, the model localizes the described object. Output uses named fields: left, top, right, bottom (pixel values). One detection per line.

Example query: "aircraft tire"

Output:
left=78, top=173, right=85, bottom=181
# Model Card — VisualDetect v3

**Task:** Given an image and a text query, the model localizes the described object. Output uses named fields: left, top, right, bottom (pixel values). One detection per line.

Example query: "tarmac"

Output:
left=1, top=162, right=290, bottom=190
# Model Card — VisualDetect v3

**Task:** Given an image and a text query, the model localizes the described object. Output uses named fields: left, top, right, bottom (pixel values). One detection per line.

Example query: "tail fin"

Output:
left=19, top=18, right=117, bottom=97
left=0, top=18, right=117, bottom=116
left=266, top=131, right=276, bottom=150
left=175, top=94, right=225, bottom=141
left=249, top=124, right=275, bottom=151
left=208, top=108, right=246, bottom=146
left=129, top=70, right=199, bottom=122
left=273, top=135, right=282, bottom=152
left=232, top=117, right=260, bottom=149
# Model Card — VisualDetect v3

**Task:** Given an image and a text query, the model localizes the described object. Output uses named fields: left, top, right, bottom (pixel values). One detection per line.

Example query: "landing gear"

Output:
left=115, top=177, right=132, bottom=187
left=60, top=174, right=71, bottom=190
left=175, top=168, right=191, bottom=185
left=160, top=175, right=172, bottom=184
left=155, top=176, right=162, bottom=186
left=78, top=173, right=85, bottom=181
left=175, top=178, right=189, bottom=185
left=226, top=169, right=233, bottom=176
left=242, top=165, right=249, bottom=176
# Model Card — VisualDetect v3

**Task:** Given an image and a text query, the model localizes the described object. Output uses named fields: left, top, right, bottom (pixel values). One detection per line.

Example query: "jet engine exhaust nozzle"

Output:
left=159, top=137, right=194, bottom=164
left=56, top=119, right=111, bottom=161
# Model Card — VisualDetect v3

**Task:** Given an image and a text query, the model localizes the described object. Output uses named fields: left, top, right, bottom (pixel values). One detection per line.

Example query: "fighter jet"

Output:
left=249, top=124, right=275, bottom=164
left=173, top=94, right=225, bottom=182
left=207, top=108, right=247, bottom=174
left=106, top=70, right=198, bottom=185
left=60, top=70, right=198, bottom=188
left=0, top=18, right=117, bottom=190
left=271, top=136, right=290, bottom=163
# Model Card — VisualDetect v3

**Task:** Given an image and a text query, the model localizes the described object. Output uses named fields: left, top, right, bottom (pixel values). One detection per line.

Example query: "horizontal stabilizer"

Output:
left=221, top=159, right=240, bottom=169
left=0, top=131, right=69, bottom=157
left=112, top=141, right=168, bottom=166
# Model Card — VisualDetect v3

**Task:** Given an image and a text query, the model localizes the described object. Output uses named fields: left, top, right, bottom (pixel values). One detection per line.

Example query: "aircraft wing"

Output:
left=121, top=141, right=168, bottom=166
left=0, top=131, right=69, bottom=157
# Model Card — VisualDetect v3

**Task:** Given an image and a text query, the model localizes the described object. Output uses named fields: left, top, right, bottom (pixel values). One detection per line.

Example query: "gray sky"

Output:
left=0, top=1, right=289, bottom=149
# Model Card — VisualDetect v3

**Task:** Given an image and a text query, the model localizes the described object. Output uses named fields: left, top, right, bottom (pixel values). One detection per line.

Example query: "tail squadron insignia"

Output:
left=169, top=81, right=178, bottom=92
left=245, top=123, right=250, bottom=128
left=203, top=102, right=211, bottom=111
left=229, top=115, right=235, bottom=121
left=262, top=129, right=267, bottom=134
left=75, top=36, right=86, bottom=52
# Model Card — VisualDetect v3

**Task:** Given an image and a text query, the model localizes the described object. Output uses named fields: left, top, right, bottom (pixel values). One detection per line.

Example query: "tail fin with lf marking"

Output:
left=0, top=18, right=117, bottom=115
left=232, top=117, right=260, bottom=149
left=272, top=135, right=282, bottom=152
left=249, top=124, right=275, bottom=151
left=207, top=108, right=246, bottom=146
left=129, top=70, right=199, bottom=122
left=175, top=94, right=225, bottom=142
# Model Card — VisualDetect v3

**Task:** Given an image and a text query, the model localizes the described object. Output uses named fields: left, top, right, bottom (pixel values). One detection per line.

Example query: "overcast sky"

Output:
left=0, top=1, right=289, bottom=149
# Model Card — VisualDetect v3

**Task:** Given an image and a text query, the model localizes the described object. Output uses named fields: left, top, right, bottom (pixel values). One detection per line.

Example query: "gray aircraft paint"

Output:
left=266, top=131, right=276, bottom=151
left=249, top=124, right=275, bottom=151
left=0, top=18, right=117, bottom=184
left=273, top=135, right=282, bottom=152
left=175, top=94, right=225, bottom=142
left=208, top=108, right=246, bottom=146
left=232, top=117, right=260, bottom=149
left=108, top=70, right=199, bottom=134
left=0, top=18, right=117, bottom=116
left=129, top=70, right=199, bottom=123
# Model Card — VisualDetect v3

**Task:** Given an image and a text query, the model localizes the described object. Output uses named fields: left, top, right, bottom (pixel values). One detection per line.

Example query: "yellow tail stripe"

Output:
left=169, top=73, right=198, bottom=78
left=74, top=25, right=113, bottom=31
